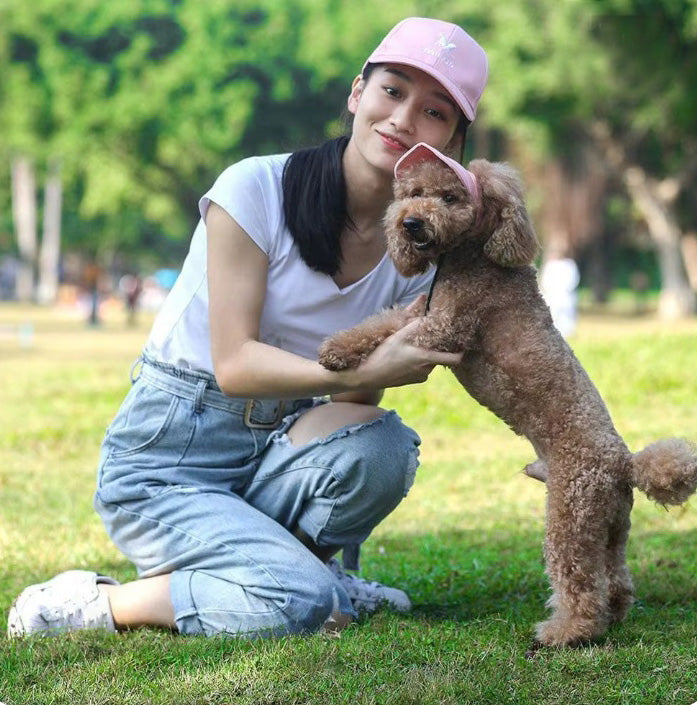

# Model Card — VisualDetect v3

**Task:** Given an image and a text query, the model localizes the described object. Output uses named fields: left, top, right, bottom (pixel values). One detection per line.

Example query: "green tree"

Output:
left=469, top=0, right=697, bottom=317
left=0, top=0, right=388, bottom=267
left=589, top=0, right=697, bottom=317
left=1, top=0, right=462, bottom=277
left=5, top=0, right=695, bottom=315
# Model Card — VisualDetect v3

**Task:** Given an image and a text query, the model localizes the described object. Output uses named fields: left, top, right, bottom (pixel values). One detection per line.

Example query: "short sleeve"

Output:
left=198, top=155, right=288, bottom=255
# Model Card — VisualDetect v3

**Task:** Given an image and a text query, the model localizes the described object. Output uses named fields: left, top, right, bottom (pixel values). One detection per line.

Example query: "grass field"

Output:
left=1, top=302, right=697, bottom=705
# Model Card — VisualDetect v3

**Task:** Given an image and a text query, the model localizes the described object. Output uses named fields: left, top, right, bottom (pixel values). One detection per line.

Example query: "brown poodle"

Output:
left=318, top=143, right=697, bottom=648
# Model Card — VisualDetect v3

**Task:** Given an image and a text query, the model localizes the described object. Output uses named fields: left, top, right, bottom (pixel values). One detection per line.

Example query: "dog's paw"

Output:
left=534, top=615, right=604, bottom=648
left=317, top=339, right=361, bottom=371
left=318, top=351, right=354, bottom=371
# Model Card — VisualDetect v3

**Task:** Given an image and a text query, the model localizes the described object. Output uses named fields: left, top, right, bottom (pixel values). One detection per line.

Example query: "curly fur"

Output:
left=318, top=158, right=697, bottom=648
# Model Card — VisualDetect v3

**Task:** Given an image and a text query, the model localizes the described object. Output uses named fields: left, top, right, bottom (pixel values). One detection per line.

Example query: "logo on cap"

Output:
left=423, top=34, right=457, bottom=68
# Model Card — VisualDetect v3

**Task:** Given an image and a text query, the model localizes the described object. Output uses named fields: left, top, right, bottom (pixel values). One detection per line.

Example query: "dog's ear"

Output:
left=470, top=160, right=540, bottom=267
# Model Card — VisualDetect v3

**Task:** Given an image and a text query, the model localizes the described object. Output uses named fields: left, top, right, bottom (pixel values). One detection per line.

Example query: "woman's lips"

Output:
left=378, top=132, right=409, bottom=151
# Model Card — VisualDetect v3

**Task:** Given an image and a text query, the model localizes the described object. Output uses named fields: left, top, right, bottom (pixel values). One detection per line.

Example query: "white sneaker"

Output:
left=7, top=570, right=120, bottom=637
left=326, top=558, right=411, bottom=613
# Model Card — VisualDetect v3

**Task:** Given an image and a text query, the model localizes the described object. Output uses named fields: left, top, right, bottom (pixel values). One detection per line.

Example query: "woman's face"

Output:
left=347, top=64, right=462, bottom=176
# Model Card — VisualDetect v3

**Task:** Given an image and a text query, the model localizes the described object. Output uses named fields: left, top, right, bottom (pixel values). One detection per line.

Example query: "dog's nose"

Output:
left=402, top=217, right=424, bottom=234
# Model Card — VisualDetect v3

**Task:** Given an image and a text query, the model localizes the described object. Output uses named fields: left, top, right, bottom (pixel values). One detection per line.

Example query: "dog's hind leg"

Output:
left=535, top=464, right=617, bottom=647
left=605, top=483, right=634, bottom=623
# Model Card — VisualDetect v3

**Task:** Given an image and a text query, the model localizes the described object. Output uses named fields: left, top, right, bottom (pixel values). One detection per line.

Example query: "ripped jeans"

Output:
left=93, top=356, right=421, bottom=637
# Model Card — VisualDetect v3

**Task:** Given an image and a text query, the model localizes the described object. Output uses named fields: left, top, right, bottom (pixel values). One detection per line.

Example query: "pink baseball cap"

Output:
left=394, top=143, right=480, bottom=203
left=363, top=17, right=488, bottom=122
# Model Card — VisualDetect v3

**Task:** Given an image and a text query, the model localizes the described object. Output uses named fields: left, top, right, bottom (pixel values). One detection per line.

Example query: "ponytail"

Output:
left=282, top=136, right=350, bottom=276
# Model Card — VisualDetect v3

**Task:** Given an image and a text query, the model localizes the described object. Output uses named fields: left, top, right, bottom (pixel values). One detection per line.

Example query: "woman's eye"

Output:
left=426, top=108, right=444, bottom=120
left=384, top=86, right=400, bottom=97
left=443, top=193, right=457, bottom=203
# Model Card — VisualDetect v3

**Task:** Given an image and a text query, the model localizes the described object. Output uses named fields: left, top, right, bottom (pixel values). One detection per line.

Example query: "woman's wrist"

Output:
left=325, top=364, right=364, bottom=394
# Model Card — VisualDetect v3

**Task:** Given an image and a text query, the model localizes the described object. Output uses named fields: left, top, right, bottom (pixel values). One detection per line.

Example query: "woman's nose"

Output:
left=390, top=102, right=416, bottom=133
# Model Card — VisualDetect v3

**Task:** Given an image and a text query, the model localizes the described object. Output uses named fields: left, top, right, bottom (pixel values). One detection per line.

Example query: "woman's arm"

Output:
left=206, top=203, right=461, bottom=399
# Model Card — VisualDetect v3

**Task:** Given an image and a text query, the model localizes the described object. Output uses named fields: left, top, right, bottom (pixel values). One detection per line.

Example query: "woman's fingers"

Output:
left=388, top=320, right=463, bottom=367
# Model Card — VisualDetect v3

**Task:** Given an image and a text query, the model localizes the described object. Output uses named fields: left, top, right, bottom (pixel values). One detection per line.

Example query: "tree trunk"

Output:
left=37, top=159, right=62, bottom=304
left=680, top=232, right=697, bottom=292
left=590, top=122, right=695, bottom=319
left=11, top=156, right=38, bottom=302
left=623, top=166, right=694, bottom=319
left=537, top=151, right=606, bottom=261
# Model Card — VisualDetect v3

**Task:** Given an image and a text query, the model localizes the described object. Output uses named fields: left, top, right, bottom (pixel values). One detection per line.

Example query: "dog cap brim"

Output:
left=394, top=143, right=480, bottom=202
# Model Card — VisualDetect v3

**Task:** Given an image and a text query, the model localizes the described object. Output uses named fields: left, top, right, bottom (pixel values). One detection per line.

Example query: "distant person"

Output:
left=83, top=261, right=103, bottom=327
left=119, top=274, right=143, bottom=327
left=540, top=248, right=580, bottom=338
left=8, top=17, right=489, bottom=639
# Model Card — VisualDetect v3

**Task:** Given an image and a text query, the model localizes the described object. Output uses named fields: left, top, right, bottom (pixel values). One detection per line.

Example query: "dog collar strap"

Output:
left=425, top=254, right=445, bottom=315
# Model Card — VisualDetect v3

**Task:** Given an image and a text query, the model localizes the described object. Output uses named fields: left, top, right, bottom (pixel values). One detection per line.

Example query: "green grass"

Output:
left=1, top=303, right=697, bottom=705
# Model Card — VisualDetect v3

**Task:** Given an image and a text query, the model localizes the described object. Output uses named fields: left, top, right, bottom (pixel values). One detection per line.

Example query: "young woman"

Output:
left=8, top=17, right=489, bottom=638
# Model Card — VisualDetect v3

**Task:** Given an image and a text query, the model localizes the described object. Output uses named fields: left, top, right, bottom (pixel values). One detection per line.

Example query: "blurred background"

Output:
left=1, top=0, right=696, bottom=328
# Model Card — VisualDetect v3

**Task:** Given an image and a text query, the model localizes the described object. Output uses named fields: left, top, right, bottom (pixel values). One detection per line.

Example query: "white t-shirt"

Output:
left=145, top=153, right=434, bottom=374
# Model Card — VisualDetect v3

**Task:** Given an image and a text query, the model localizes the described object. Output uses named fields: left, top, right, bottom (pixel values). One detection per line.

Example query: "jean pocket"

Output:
left=108, top=384, right=180, bottom=458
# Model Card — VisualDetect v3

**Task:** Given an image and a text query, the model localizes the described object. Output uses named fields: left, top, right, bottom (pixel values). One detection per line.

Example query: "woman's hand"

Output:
left=348, top=318, right=463, bottom=391
left=207, top=203, right=457, bottom=399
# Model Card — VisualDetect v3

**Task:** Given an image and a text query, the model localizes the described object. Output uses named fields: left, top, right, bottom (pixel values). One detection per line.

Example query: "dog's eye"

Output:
left=410, top=189, right=423, bottom=198
left=442, top=193, right=458, bottom=204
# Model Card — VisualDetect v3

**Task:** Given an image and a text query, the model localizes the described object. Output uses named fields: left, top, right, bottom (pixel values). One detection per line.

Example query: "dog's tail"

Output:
left=632, top=439, right=697, bottom=506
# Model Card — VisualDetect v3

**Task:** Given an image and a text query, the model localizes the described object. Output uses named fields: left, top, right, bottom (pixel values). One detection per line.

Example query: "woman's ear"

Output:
left=347, top=75, right=364, bottom=115
left=470, top=160, right=540, bottom=267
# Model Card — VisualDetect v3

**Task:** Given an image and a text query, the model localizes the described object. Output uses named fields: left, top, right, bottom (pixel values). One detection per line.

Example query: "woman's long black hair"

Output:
left=281, top=135, right=350, bottom=276
left=282, top=65, right=470, bottom=277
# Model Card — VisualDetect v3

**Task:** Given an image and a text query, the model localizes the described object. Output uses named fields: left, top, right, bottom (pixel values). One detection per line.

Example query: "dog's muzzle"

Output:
left=402, top=217, right=433, bottom=251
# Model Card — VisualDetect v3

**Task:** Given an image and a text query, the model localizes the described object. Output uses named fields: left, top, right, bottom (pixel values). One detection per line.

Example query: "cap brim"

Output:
left=394, top=143, right=479, bottom=201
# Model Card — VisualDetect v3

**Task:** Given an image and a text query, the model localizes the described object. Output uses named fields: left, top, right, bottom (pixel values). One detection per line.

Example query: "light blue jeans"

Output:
left=94, top=356, right=421, bottom=637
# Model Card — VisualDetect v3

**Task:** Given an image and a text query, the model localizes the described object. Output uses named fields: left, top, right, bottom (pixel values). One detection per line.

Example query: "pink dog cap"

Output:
left=394, top=143, right=480, bottom=203
left=363, top=17, right=488, bottom=121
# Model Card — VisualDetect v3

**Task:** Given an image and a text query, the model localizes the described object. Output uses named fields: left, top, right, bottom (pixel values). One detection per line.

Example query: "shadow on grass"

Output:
left=5, top=524, right=696, bottom=636
left=2, top=528, right=697, bottom=705
left=361, top=525, right=697, bottom=636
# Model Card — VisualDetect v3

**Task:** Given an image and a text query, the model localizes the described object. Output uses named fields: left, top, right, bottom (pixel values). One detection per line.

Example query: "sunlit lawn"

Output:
left=1, top=301, right=697, bottom=705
